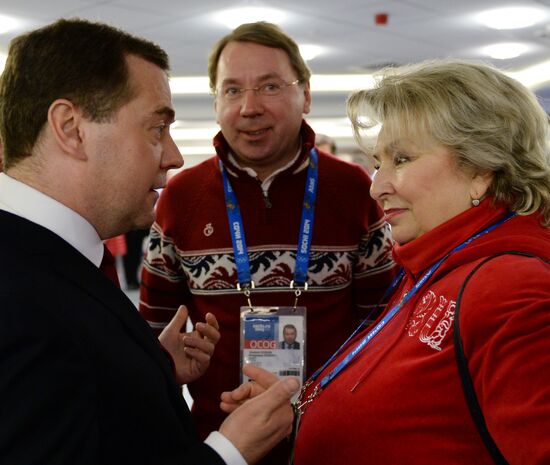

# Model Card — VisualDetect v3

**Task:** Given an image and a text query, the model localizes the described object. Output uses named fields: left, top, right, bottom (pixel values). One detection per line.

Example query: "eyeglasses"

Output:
left=215, top=79, right=301, bottom=102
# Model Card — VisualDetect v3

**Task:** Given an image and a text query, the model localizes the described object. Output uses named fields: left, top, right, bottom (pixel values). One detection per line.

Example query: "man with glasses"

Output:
left=140, top=21, right=395, bottom=464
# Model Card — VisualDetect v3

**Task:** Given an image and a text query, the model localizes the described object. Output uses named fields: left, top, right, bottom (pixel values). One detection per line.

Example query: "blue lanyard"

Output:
left=220, top=148, right=319, bottom=288
left=312, top=211, right=517, bottom=390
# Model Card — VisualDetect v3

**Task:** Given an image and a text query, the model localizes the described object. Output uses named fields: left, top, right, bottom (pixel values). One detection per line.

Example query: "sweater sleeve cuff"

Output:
left=204, top=431, right=248, bottom=465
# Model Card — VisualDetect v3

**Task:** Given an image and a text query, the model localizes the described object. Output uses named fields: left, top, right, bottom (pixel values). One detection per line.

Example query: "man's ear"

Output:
left=47, top=99, right=87, bottom=160
left=302, top=81, right=312, bottom=115
left=214, top=98, right=219, bottom=124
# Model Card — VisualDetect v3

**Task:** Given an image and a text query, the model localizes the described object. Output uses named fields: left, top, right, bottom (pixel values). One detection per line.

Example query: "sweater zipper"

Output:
left=262, top=190, right=272, bottom=208
left=258, top=180, right=272, bottom=208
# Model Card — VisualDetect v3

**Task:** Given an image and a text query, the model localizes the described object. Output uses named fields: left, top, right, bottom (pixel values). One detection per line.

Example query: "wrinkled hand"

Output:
left=159, top=305, right=220, bottom=385
left=220, top=364, right=278, bottom=413
left=219, top=367, right=299, bottom=464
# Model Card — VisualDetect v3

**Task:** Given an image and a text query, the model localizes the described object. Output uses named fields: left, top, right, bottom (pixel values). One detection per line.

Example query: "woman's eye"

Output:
left=394, top=154, right=409, bottom=165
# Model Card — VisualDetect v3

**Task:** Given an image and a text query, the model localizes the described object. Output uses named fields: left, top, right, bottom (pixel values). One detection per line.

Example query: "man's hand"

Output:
left=219, top=365, right=300, bottom=464
left=159, top=305, right=220, bottom=385
left=220, top=364, right=279, bottom=413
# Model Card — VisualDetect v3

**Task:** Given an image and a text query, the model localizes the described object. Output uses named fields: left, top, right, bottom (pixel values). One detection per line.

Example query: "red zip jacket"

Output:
left=295, top=198, right=550, bottom=465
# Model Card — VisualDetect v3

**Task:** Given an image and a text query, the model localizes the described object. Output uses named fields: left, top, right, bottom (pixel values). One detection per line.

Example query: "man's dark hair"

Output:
left=0, top=18, right=169, bottom=169
left=208, top=21, right=311, bottom=92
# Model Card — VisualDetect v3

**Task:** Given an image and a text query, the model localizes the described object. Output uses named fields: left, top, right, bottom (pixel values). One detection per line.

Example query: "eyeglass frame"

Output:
left=213, top=79, right=302, bottom=101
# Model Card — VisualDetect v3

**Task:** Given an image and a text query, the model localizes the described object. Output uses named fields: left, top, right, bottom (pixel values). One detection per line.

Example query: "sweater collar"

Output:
left=212, top=119, right=316, bottom=180
left=393, top=198, right=510, bottom=278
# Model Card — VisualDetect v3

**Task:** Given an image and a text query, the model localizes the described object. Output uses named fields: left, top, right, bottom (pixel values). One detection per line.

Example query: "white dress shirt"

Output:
left=0, top=172, right=246, bottom=465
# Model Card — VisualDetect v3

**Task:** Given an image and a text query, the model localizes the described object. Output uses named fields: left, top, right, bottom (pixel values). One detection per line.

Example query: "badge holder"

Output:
left=240, top=306, right=307, bottom=383
left=239, top=282, right=307, bottom=387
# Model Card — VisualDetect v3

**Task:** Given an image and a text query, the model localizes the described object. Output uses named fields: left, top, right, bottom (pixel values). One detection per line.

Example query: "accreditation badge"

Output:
left=240, top=306, right=307, bottom=386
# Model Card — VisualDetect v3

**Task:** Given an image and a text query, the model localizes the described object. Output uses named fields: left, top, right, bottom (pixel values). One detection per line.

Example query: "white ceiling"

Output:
left=2, top=0, right=550, bottom=163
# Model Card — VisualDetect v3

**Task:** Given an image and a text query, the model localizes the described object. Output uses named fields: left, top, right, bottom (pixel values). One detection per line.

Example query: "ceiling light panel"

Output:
left=299, top=44, right=324, bottom=61
left=0, top=14, right=20, bottom=34
left=213, top=7, right=287, bottom=29
left=475, top=7, right=547, bottom=30
left=482, top=42, right=530, bottom=59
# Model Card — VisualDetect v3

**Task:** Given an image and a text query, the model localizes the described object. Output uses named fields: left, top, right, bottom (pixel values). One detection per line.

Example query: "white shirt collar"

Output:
left=227, top=147, right=306, bottom=192
left=0, top=173, right=104, bottom=267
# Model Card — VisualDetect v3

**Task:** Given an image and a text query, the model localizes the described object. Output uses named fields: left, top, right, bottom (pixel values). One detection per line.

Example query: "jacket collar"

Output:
left=393, top=198, right=511, bottom=279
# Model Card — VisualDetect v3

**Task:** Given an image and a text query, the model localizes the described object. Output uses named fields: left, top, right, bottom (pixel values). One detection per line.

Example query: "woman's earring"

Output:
left=471, top=198, right=480, bottom=207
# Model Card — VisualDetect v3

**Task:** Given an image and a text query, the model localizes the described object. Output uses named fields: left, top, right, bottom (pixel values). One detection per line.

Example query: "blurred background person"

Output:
left=315, top=133, right=337, bottom=154
left=291, top=59, right=550, bottom=465
left=139, top=21, right=395, bottom=465
left=122, top=228, right=149, bottom=290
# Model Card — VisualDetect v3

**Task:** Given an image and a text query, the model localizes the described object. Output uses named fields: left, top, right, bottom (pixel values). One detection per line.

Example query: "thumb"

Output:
left=243, top=364, right=279, bottom=389
left=164, top=305, right=189, bottom=334
left=262, top=377, right=300, bottom=408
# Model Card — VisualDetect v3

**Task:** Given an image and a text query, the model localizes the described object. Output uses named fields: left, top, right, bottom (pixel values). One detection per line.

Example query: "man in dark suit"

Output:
left=0, top=19, right=298, bottom=465
left=279, top=324, right=301, bottom=350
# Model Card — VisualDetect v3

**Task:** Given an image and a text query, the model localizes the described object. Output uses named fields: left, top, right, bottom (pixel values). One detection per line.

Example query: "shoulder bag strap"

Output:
left=454, top=250, right=550, bottom=465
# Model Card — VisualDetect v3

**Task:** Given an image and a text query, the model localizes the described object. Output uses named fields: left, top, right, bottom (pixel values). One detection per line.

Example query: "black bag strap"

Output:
left=453, top=251, right=550, bottom=465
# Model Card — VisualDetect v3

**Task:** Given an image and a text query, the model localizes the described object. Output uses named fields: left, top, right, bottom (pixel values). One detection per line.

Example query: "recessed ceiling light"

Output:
left=482, top=42, right=529, bottom=59
left=0, top=14, right=19, bottom=34
left=299, top=44, right=323, bottom=61
left=213, top=7, right=287, bottom=29
left=476, top=7, right=545, bottom=30
left=507, top=59, right=550, bottom=89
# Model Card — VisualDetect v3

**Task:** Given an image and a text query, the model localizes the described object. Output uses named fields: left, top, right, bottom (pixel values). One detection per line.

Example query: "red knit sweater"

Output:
left=139, top=122, right=396, bottom=439
left=294, top=199, right=550, bottom=465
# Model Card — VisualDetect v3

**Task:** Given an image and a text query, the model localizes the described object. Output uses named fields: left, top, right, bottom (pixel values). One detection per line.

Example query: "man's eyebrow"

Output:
left=219, top=73, right=283, bottom=86
left=255, top=72, right=282, bottom=81
left=154, top=106, right=175, bottom=123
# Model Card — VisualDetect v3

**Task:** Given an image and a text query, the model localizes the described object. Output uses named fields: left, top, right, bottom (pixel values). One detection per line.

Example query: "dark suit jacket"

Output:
left=0, top=211, right=225, bottom=465
left=279, top=341, right=300, bottom=350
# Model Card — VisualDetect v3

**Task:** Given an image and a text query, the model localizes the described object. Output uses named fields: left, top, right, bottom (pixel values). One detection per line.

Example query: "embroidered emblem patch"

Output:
left=406, top=290, right=456, bottom=351
left=203, top=223, right=214, bottom=237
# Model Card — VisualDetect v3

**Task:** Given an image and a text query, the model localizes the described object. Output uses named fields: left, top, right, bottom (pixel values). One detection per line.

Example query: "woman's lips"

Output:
left=384, top=208, right=407, bottom=222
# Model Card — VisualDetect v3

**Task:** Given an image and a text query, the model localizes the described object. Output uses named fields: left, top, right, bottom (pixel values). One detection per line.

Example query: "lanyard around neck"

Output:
left=219, top=148, right=319, bottom=289
left=313, top=211, right=517, bottom=391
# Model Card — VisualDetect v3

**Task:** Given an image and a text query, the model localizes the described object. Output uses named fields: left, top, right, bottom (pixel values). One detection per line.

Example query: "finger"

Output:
left=220, top=389, right=248, bottom=410
left=243, top=364, right=279, bottom=389
left=220, top=389, right=247, bottom=403
left=164, top=305, right=189, bottom=334
left=220, top=401, right=241, bottom=414
left=205, top=312, right=219, bottom=331
left=219, top=385, right=254, bottom=414
left=258, top=377, right=300, bottom=413
left=182, top=346, right=211, bottom=365
left=220, top=400, right=242, bottom=414
left=183, top=336, right=215, bottom=356
left=222, top=382, right=256, bottom=404
left=195, top=321, right=221, bottom=344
